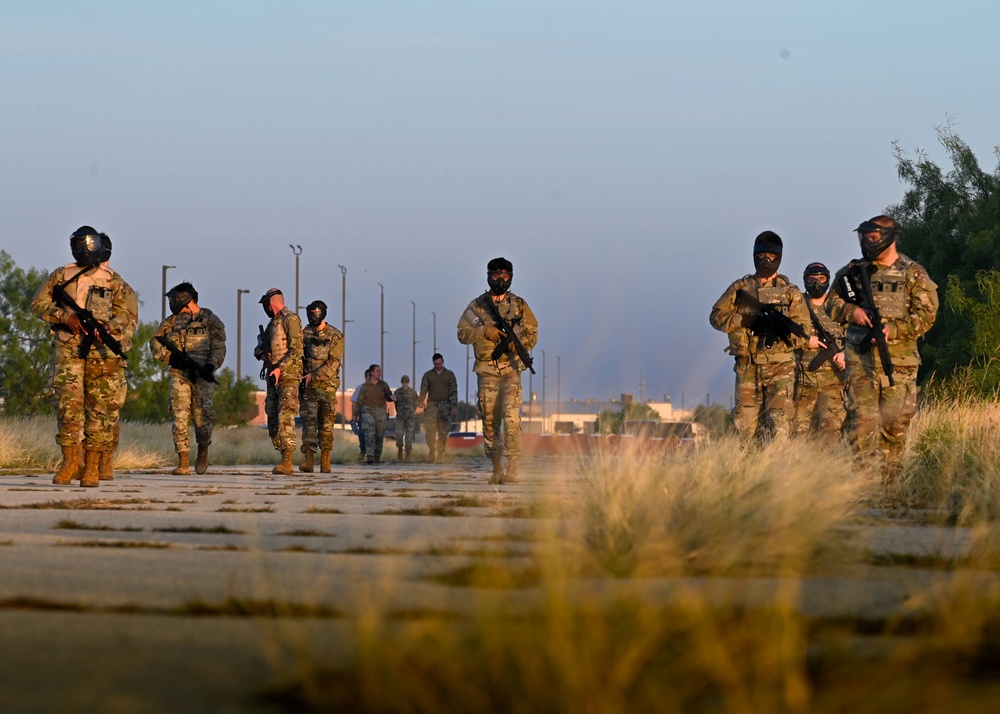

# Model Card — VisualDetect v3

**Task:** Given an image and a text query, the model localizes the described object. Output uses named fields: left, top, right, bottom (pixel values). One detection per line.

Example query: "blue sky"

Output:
left=3, top=1, right=999, bottom=406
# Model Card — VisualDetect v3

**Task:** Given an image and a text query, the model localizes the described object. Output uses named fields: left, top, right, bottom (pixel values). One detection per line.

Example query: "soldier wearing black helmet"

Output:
left=254, top=287, right=303, bottom=475
left=710, top=231, right=822, bottom=442
left=31, top=226, right=138, bottom=487
left=825, top=215, right=938, bottom=477
left=298, top=299, right=343, bottom=473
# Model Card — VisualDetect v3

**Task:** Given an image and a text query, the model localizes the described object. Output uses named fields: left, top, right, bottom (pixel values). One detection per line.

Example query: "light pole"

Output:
left=410, top=301, right=417, bottom=382
left=541, top=349, right=547, bottom=434
left=556, top=354, right=561, bottom=433
left=431, top=311, right=437, bottom=354
left=338, top=265, right=348, bottom=428
left=160, top=265, right=176, bottom=321
left=289, top=244, right=303, bottom=314
left=236, top=289, right=250, bottom=380
left=465, top=344, right=470, bottom=432
left=378, top=282, right=386, bottom=372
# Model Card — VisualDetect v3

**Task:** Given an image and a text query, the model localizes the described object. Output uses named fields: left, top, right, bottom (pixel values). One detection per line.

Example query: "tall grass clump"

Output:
left=580, top=436, right=868, bottom=577
left=901, top=398, right=1000, bottom=523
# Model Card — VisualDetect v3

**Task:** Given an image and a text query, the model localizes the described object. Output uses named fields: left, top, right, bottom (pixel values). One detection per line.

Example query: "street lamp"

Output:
left=236, top=289, right=250, bottom=380
left=338, top=265, right=347, bottom=428
left=410, top=301, right=417, bottom=383
left=378, top=282, right=387, bottom=373
left=161, top=265, right=176, bottom=321
left=289, top=244, right=303, bottom=314
left=541, top=349, right=547, bottom=434
left=431, top=311, right=437, bottom=354
left=556, top=354, right=561, bottom=433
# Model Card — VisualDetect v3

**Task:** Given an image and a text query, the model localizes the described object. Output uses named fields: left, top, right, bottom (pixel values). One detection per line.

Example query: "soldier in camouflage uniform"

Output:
left=150, top=282, right=227, bottom=475
left=254, top=288, right=303, bottom=475
left=710, top=231, right=822, bottom=443
left=393, top=375, right=418, bottom=460
left=352, top=364, right=396, bottom=464
left=299, top=300, right=343, bottom=473
left=458, top=257, right=538, bottom=484
left=31, top=226, right=138, bottom=487
left=825, top=216, right=938, bottom=478
left=418, top=354, right=458, bottom=464
left=793, top=262, right=847, bottom=441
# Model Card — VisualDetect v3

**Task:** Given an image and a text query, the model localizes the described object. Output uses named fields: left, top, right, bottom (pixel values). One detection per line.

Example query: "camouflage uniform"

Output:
left=356, top=380, right=393, bottom=462
left=393, top=384, right=419, bottom=455
left=300, top=323, right=343, bottom=454
left=31, top=263, right=138, bottom=453
left=418, top=367, right=458, bottom=459
left=149, top=308, right=227, bottom=454
left=794, top=297, right=847, bottom=440
left=458, top=292, right=538, bottom=458
left=262, top=307, right=303, bottom=452
left=825, top=254, right=938, bottom=473
left=710, top=274, right=812, bottom=441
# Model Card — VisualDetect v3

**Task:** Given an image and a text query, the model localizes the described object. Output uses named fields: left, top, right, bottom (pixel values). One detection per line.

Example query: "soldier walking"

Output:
left=825, top=216, right=938, bottom=478
left=393, top=375, right=418, bottom=460
left=458, top=257, right=538, bottom=484
left=418, top=353, right=458, bottom=463
left=31, top=226, right=138, bottom=487
left=299, top=300, right=343, bottom=473
left=254, top=288, right=303, bottom=475
left=352, top=364, right=396, bottom=464
left=710, top=231, right=821, bottom=442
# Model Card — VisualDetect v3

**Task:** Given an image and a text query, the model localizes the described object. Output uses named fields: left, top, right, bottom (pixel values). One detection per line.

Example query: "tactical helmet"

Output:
left=487, top=257, right=513, bottom=295
left=166, top=281, right=198, bottom=315
left=752, top=231, right=782, bottom=278
left=70, top=226, right=112, bottom=267
left=856, top=217, right=897, bottom=261
left=259, top=287, right=282, bottom=318
left=306, top=299, right=327, bottom=328
left=802, top=262, right=830, bottom=299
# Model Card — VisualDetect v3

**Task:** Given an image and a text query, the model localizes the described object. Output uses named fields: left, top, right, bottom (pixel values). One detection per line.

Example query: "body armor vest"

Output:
left=268, top=309, right=294, bottom=365
left=303, top=326, right=336, bottom=373
left=170, top=313, right=211, bottom=363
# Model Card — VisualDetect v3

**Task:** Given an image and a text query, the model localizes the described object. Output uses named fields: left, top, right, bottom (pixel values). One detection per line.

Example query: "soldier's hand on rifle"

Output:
left=483, top=325, right=503, bottom=342
left=833, top=351, right=846, bottom=370
left=271, top=366, right=282, bottom=383
left=808, top=336, right=826, bottom=350
left=65, top=314, right=86, bottom=335
left=304, top=373, right=312, bottom=387
left=852, top=307, right=873, bottom=328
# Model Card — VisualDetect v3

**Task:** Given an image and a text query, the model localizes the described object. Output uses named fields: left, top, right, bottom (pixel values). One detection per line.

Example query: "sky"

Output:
left=3, top=1, right=999, bottom=409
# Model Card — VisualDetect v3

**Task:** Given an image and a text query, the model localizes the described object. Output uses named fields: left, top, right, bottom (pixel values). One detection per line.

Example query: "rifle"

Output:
left=804, top=302, right=841, bottom=372
left=52, top=281, right=128, bottom=360
left=840, top=260, right=894, bottom=386
left=255, top=325, right=273, bottom=382
left=154, top=335, right=217, bottom=383
left=479, top=294, right=536, bottom=374
left=734, top=289, right=808, bottom=349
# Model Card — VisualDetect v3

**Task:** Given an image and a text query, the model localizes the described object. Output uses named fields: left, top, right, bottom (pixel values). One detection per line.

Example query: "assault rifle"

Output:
left=805, top=302, right=841, bottom=372
left=52, top=281, right=128, bottom=360
left=734, top=289, right=809, bottom=349
left=839, top=260, right=894, bottom=386
left=255, top=325, right=273, bottom=382
left=154, top=335, right=217, bottom=384
left=479, top=294, right=536, bottom=374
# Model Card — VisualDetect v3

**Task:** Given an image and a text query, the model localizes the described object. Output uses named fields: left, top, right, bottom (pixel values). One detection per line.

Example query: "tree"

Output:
left=121, top=321, right=170, bottom=422
left=595, top=402, right=661, bottom=435
left=692, top=403, right=732, bottom=437
left=0, top=251, right=55, bottom=415
left=213, top=369, right=257, bottom=426
left=890, top=125, right=1000, bottom=393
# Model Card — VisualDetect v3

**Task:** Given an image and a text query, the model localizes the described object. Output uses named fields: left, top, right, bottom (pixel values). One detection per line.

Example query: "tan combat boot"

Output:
left=195, top=444, right=209, bottom=474
left=53, top=444, right=80, bottom=485
left=273, top=449, right=294, bottom=475
left=320, top=450, right=331, bottom=473
left=80, top=450, right=100, bottom=488
left=489, top=455, right=504, bottom=485
left=98, top=450, right=114, bottom=481
left=300, top=448, right=315, bottom=473
left=172, top=452, right=191, bottom=475
left=73, top=443, right=85, bottom=481
left=505, top=457, right=519, bottom=484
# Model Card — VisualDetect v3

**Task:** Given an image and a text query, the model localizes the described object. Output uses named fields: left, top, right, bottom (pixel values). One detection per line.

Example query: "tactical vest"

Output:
left=57, top=265, right=117, bottom=341
left=303, top=326, right=338, bottom=374
left=869, top=266, right=909, bottom=320
left=732, top=275, right=798, bottom=362
left=170, top=313, right=211, bottom=363
left=268, top=309, right=294, bottom=365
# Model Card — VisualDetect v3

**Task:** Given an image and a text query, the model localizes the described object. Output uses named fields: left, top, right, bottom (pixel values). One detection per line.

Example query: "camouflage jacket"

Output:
left=150, top=308, right=227, bottom=376
left=262, top=307, right=303, bottom=379
left=418, top=368, right=458, bottom=406
left=393, top=385, right=419, bottom=418
left=457, top=291, right=538, bottom=375
left=709, top=273, right=811, bottom=364
left=302, top=322, right=343, bottom=388
left=825, top=254, right=938, bottom=367
left=796, top=295, right=846, bottom=382
left=31, top=262, right=139, bottom=358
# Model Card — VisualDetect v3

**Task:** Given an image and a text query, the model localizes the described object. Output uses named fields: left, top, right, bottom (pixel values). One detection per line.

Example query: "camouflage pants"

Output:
left=477, top=370, right=523, bottom=457
left=300, top=384, right=337, bottom=453
left=361, top=406, right=387, bottom=460
left=266, top=377, right=299, bottom=452
left=843, top=348, right=919, bottom=475
left=424, top=401, right=452, bottom=457
left=53, top=343, right=127, bottom=450
left=793, top=369, right=846, bottom=442
left=395, top=414, right=416, bottom=452
left=732, top=358, right=795, bottom=442
left=169, top=374, right=215, bottom=453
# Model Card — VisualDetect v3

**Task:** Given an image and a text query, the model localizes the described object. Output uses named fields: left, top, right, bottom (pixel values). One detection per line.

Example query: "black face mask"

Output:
left=168, top=292, right=193, bottom=315
left=307, top=309, right=325, bottom=328
left=487, top=273, right=512, bottom=296
left=753, top=253, right=780, bottom=278
left=804, top=278, right=828, bottom=299
left=263, top=304, right=276, bottom=319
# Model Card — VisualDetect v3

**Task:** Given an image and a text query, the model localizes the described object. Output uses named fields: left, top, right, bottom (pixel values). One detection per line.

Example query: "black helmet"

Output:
left=856, top=217, right=897, bottom=261
left=802, top=262, right=830, bottom=299
left=70, top=226, right=112, bottom=267
left=306, top=299, right=327, bottom=327
left=166, top=282, right=198, bottom=315
left=487, top=257, right=513, bottom=295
